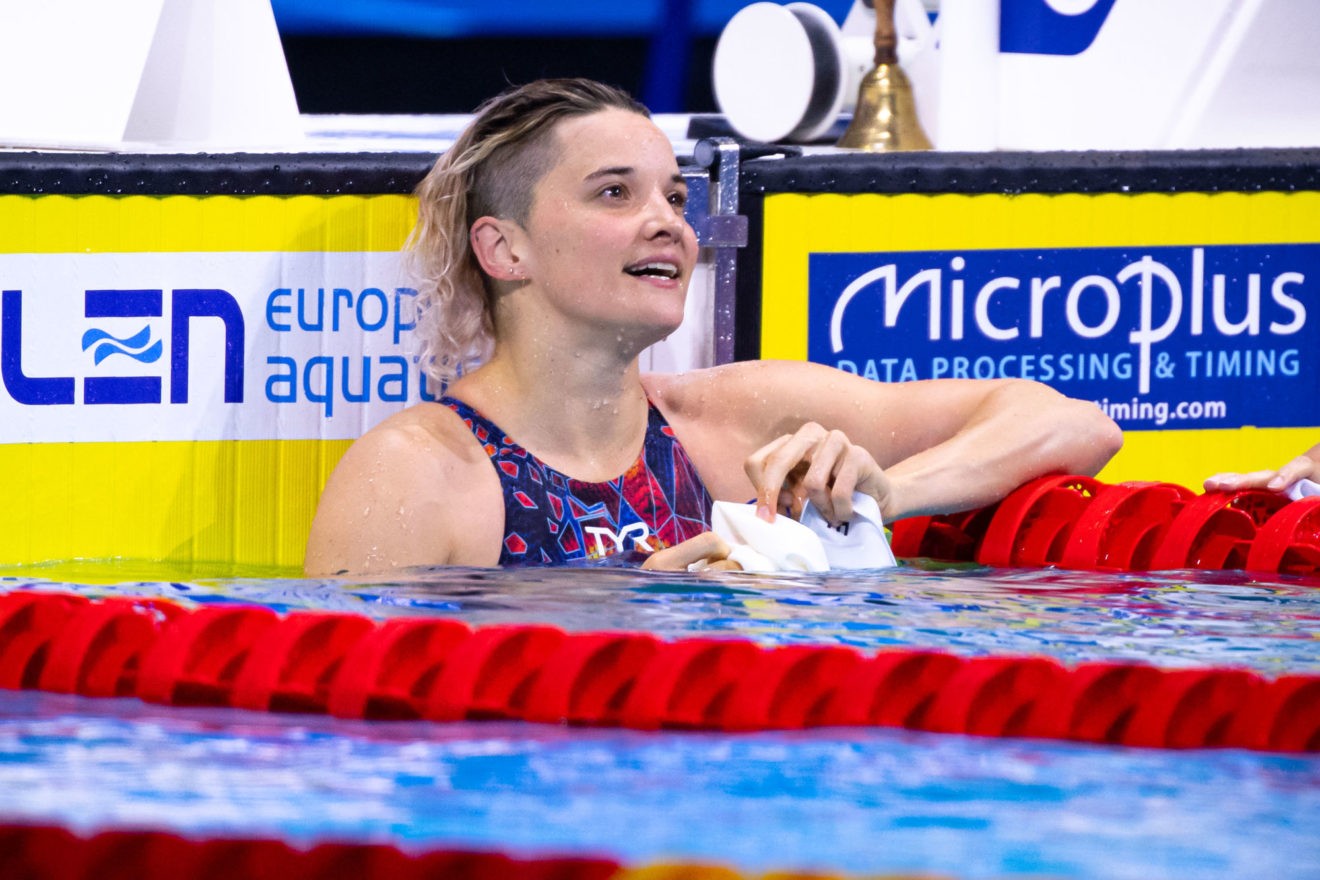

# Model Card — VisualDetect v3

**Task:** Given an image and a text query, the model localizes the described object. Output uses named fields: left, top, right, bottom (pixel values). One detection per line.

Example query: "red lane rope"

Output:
left=0, top=823, right=626, bottom=880
left=892, top=476, right=1320, bottom=578
left=1, top=823, right=918, bottom=880
left=1, top=589, right=1316, bottom=752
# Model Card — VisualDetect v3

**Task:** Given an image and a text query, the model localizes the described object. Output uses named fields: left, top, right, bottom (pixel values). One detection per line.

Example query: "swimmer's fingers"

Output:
left=805, top=433, right=892, bottom=526
left=642, top=532, right=742, bottom=571
left=1205, top=468, right=1295, bottom=493
left=743, top=432, right=797, bottom=520
left=1271, top=455, right=1319, bottom=491
left=800, top=429, right=859, bottom=525
left=745, top=424, right=890, bottom=525
left=745, top=423, right=828, bottom=521
left=829, top=441, right=892, bottom=525
left=1201, top=472, right=1234, bottom=492
left=1203, top=469, right=1272, bottom=492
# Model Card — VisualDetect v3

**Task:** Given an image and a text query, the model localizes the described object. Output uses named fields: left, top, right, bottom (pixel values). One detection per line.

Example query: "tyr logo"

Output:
left=584, top=522, right=654, bottom=556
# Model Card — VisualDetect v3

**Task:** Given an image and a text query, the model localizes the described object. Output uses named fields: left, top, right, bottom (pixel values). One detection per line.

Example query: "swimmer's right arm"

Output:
left=1204, top=441, right=1320, bottom=494
left=642, top=532, right=744, bottom=572
left=304, top=415, right=502, bottom=575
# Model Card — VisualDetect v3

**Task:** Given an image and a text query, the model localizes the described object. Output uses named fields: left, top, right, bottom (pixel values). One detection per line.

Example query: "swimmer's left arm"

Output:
left=681, top=361, right=1122, bottom=523
left=855, top=375, right=1121, bottom=520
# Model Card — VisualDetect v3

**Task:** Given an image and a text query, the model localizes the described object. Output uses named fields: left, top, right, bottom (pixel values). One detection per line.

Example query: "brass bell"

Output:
left=837, top=0, right=931, bottom=151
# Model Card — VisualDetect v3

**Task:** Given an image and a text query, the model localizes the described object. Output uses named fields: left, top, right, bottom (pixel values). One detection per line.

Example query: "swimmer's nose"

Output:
left=640, top=188, right=688, bottom=242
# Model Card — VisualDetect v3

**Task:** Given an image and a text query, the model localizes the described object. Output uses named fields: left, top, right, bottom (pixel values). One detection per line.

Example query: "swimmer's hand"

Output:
left=641, top=532, right=744, bottom=571
left=744, top=422, right=892, bottom=525
left=1205, top=452, right=1320, bottom=494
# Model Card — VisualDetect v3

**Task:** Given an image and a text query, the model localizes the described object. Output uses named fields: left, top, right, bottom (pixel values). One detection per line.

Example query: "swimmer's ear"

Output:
left=470, top=216, right=527, bottom=282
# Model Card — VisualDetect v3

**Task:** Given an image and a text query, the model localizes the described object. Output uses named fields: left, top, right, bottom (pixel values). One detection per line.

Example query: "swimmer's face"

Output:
left=515, top=108, right=697, bottom=341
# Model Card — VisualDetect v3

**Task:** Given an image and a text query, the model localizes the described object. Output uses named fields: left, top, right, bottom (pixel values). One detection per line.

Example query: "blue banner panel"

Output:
left=808, top=244, right=1319, bottom=431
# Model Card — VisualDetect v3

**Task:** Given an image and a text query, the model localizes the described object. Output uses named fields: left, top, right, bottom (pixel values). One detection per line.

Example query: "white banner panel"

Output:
left=0, top=251, right=423, bottom=443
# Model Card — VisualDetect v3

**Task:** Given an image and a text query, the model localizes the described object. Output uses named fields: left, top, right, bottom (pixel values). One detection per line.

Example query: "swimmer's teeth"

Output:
left=625, top=262, right=678, bottom=279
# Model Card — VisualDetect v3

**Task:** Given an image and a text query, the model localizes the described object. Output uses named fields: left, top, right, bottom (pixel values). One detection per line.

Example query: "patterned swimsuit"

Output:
left=440, top=396, right=714, bottom=566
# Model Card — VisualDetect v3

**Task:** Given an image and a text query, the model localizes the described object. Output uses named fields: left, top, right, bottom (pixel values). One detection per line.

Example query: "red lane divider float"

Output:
left=328, top=617, right=472, bottom=720
left=976, top=475, right=1103, bottom=568
left=891, top=475, right=1320, bottom=578
left=0, top=824, right=627, bottom=880
left=1248, top=495, right=1320, bottom=576
left=1, top=590, right=1316, bottom=753
left=0, top=823, right=910, bottom=880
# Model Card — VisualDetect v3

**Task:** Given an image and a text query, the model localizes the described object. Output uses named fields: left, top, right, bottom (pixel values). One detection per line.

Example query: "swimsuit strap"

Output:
left=440, top=395, right=713, bottom=565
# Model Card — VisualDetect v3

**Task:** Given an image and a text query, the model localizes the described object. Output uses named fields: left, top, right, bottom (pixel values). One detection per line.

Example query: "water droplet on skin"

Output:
left=363, top=507, right=372, bottom=516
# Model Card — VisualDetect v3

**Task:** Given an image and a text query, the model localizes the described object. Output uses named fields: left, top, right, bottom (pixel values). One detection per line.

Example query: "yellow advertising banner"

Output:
left=0, top=193, right=417, bottom=571
left=760, top=190, right=1320, bottom=489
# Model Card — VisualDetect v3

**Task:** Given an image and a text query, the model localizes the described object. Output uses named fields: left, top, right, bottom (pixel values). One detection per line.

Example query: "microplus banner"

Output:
left=808, top=244, right=1318, bottom=431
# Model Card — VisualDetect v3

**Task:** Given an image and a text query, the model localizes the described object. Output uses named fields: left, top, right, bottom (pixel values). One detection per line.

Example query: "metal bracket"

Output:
left=695, top=213, right=748, bottom=248
left=694, top=137, right=747, bottom=365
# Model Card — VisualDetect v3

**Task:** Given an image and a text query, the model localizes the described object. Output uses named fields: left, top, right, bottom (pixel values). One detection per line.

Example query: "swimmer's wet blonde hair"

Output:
left=408, top=78, right=649, bottom=387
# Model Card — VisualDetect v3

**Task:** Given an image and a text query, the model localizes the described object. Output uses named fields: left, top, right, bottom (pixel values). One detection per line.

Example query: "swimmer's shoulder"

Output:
left=336, top=401, right=497, bottom=489
left=368, top=399, right=493, bottom=459
left=642, top=363, right=754, bottom=412
left=304, top=402, right=502, bottom=574
left=648, top=359, right=915, bottom=439
left=643, top=361, right=820, bottom=433
left=642, top=366, right=790, bottom=500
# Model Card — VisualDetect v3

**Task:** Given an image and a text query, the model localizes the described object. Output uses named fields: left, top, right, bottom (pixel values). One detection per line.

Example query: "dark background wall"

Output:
left=270, top=0, right=853, bottom=115
left=279, top=34, right=725, bottom=115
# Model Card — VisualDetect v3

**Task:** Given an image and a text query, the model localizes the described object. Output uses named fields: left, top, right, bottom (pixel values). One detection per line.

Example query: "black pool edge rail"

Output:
left=738, top=146, right=1320, bottom=196
left=6, top=144, right=1320, bottom=197
left=0, top=152, right=441, bottom=196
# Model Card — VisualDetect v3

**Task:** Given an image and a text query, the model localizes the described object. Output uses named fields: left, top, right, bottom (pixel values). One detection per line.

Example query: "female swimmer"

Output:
left=305, top=78, right=1122, bottom=575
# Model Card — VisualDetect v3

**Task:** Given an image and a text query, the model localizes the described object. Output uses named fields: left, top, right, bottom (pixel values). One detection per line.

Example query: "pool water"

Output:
left=2, top=562, right=1319, bottom=878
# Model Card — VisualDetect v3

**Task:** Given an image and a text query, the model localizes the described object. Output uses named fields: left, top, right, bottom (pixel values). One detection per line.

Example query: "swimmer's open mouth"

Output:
left=624, top=261, right=680, bottom=279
